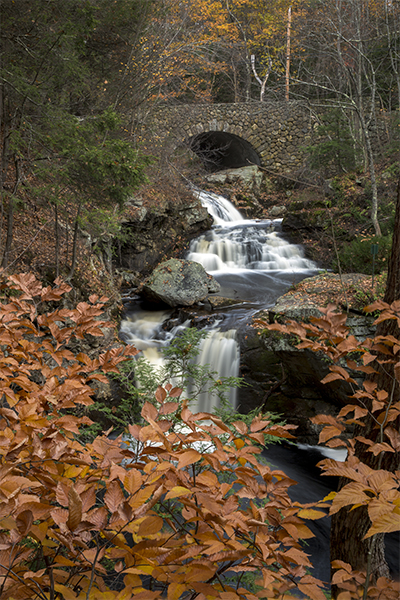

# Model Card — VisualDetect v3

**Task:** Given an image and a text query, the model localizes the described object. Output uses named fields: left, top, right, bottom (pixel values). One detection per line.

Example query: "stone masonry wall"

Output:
left=140, top=101, right=315, bottom=173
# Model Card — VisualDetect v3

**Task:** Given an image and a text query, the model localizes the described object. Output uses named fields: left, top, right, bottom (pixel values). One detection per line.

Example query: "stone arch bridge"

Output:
left=141, top=101, right=316, bottom=173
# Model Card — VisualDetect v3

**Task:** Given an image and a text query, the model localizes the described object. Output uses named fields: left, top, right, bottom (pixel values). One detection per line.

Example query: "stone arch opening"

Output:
left=188, top=131, right=261, bottom=172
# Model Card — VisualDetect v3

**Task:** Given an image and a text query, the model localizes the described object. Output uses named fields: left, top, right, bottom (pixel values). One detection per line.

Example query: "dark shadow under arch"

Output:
left=188, top=131, right=261, bottom=172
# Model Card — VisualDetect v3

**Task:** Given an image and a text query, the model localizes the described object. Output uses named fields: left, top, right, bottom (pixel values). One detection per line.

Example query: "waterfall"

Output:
left=120, top=309, right=240, bottom=411
left=188, top=189, right=315, bottom=274
left=121, top=188, right=317, bottom=414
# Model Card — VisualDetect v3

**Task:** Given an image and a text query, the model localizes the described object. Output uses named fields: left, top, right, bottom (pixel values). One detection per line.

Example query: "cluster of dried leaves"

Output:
left=0, top=273, right=399, bottom=600
left=0, top=273, right=327, bottom=600
left=255, top=302, right=400, bottom=599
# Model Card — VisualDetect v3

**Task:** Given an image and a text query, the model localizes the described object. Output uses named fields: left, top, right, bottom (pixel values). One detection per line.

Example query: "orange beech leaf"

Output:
left=159, top=401, right=179, bottom=415
left=124, top=469, right=143, bottom=495
left=363, top=380, right=378, bottom=393
left=196, top=470, right=219, bottom=487
left=385, top=426, right=400, bottom=451
left=87, top=506, right=108, bottom=529
left=168, top=582, right=187, bottom=600
left=232, top=420, right=247, bottom=435
left=250, top=418, right=271, bottom=432
left=168, top=387, right=183, bottom=398
left=297, top=583, right=327, bottom=600
left=319, top=426, right=344, bottom=444
left=53, top=584, right=83, bottom=600
left=109, top=462, right=128, bottom=483
left=16, top=509, right=33, bottom=536
left=330, top=483, right=370, bottom=514
left=164, top=486, right=192, bottom=500
left=364, top=509, right=400, bottom=538
left=367, top=442, right=395, bottom=455
left=137, top=515, right=164, bottom=536
left=104, top=480, right=125, bottom=514
left=66, top=487, right=82, bottom=531
left=178, top=450, right=202, bottom=469
left=297, top=508, right=326, bottom=520
left=320, top=372, right=345, bottom=384
left=155, top=386, right=167, bottom=403
left=367, top=496, right=400, bottom=523
left=371, top=399, right=386, bottom=412
left=142, top=401, right=159, bottom=421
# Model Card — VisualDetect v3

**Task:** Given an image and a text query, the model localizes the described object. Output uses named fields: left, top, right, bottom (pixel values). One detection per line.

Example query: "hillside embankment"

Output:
left=1, top=158, right=398, bottom=310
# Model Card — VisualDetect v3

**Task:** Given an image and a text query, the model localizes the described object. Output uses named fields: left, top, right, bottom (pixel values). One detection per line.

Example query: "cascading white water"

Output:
left=120, top=310, right=240, bottom=410
left=193, top=189, right=243, bottom=224
left=121, top=188, right=317, bottom=414
left=188, top=189, right=315, bottom=273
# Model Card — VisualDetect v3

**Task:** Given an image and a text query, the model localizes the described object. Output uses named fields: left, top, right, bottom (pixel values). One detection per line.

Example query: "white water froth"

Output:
left=189, top=190, right=315, bottom=273
left=120, top=309, right=239, bottom=411
left=194, top=189, right=243, bottom=224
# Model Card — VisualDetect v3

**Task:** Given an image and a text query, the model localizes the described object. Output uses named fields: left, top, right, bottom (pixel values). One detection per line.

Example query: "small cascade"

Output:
left=120, top=307, right=240, bottom=411
left=189, top=329, right=240, bottom=412
left=193, top=189, right=243, bottom=224
left=188, top=190, right=315, bottom=274
left=121, top=187, right=317, bottom=414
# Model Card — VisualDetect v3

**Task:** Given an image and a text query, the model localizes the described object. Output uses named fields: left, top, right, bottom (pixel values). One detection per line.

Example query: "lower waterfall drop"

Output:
left=120, top=308, right=240, bottom=412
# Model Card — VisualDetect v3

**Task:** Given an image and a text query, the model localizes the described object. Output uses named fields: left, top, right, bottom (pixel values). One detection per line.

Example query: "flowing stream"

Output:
left=120, top=188, right=317, bottom=409
left=120, top=188, right=399, bottom=585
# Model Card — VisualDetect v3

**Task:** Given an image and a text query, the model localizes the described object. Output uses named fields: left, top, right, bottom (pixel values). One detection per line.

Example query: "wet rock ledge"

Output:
left=237, top=272, right=376, bottom=443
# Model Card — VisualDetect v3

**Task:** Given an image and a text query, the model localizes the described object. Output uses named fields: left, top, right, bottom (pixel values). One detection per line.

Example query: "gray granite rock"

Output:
left=142, top=259, right=220, bottom=307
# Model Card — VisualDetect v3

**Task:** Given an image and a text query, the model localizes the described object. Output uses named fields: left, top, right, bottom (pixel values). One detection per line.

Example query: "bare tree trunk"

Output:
left=2, top=155, right=21, bottom=268
left=54, top=202, right=60, bottom=279
left=363, top=125, right=382, bottom=236
left=285, top=6, right=292, bottom=102
left=251, top=55, right=272, bottom=102
left=67, top=201, right=82, bottom=282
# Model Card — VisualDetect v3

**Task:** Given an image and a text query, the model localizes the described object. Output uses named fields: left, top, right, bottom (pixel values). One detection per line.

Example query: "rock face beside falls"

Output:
left=237, top=282, right=376, bottom=443
left=115, top=194, right=213, bottom=278
left=141, top=259, right=220, bottom=307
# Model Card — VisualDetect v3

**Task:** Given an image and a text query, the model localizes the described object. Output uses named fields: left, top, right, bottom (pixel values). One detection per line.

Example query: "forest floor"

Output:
left=277, top=271, right=387, bottom=313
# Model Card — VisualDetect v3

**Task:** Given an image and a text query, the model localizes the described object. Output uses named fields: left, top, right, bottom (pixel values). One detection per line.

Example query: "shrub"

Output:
left=335, top=234, right=392, bottom=274
left=0, top=273, right=327, bottom=600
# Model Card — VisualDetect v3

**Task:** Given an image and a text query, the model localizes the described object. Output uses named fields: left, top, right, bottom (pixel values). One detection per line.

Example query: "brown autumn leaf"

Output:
left=16, top=510, right=33, bottom=536
left=177, top=449, right=201, bottom=470
left=142, top=401, right=159, bottom=421
left=159, top=401, right=179, bottom=415
left=168, top=387, right=183, bottom=398
left=66, top=487, right=82, bottom=531
left=385, top=426, right=400, bottom=451
left=104, top=480, right=125, bottom=514
left=364, top=510, right=400, bottom=538
left=155, top=386, right=167, bottom=403
left=330, top=482, right=371, bottom=514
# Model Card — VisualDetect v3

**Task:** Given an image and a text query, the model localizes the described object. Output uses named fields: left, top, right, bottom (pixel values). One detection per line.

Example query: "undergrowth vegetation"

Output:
left=0, top=273, right=399, bottom=599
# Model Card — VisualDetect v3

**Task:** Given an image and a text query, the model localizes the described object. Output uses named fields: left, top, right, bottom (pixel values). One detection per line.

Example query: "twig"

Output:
left=330, top=213, right=349, bottom=312
left=260, top=364, right=287, bottom=411
left=2, top=222, right=48, bottom=272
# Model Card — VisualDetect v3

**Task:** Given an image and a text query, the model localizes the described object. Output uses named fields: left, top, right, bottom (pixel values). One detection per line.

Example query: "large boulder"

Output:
left=141, top=258, right=220, bottom=307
